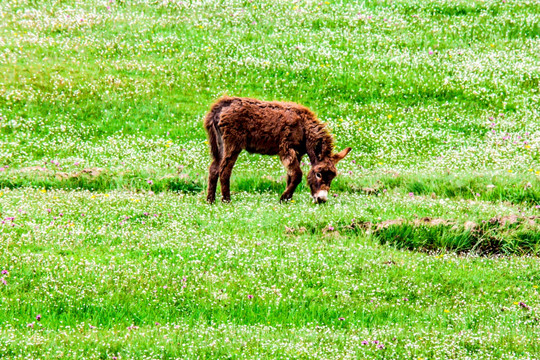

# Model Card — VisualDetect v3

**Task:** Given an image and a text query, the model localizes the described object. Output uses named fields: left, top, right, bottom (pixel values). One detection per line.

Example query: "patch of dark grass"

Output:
left=0, top=171, right=204, bottom=194
left=1, top=170, right=539, bottom=208
left=359, top=219, right=540, bottom=255
left=374, top=224, right=480, bottom=253
left=233, top=177, right=290, bottom=194
left=359, top=173, right=540, bottom=206
left=153, top=177, right=203, bottom=194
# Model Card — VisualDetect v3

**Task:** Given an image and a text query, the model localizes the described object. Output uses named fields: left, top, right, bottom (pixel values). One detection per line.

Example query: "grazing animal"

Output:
left=204, top=96, right=351, bottom=203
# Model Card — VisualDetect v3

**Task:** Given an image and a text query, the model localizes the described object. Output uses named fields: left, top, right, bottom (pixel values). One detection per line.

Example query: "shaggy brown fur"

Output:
left=204, top=96, right=351, bottom=203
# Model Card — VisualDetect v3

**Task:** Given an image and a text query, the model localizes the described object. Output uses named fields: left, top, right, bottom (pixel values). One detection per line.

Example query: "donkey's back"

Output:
left=205, top=97, right=311, bottom=156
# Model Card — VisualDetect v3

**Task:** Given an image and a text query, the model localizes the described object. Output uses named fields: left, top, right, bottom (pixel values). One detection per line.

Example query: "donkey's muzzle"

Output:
left=313, top=190, right=328, bottom=204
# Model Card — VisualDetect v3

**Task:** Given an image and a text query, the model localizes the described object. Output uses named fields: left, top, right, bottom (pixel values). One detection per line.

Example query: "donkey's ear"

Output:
left=332, top=147, right=352, bottom=164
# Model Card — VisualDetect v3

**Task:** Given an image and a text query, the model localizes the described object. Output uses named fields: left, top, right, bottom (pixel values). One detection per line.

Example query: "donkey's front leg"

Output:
left=280, top=168, right=302, bottom=202
left=280, top=151, right=302, bottom=202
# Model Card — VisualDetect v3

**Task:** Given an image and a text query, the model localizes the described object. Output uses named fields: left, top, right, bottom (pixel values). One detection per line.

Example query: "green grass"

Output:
left=1, top=0, right=540, bottom=358
left=2, top=189, right=540, bottom=358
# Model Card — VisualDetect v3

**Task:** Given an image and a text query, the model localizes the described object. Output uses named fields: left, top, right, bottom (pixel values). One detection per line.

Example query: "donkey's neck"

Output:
left=305, top=120, right=334, bottom=165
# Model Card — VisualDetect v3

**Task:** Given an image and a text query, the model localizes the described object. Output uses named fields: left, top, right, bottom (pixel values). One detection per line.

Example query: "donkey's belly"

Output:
left=245, top=142, right=280, bottom=156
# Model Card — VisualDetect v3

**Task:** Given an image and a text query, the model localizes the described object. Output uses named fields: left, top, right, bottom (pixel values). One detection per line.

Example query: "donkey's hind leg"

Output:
left=219, top=147, right=241, bottom=202
left=206, top=128, right=223, bottom=204
left=207, top=159, right=221, bottom=203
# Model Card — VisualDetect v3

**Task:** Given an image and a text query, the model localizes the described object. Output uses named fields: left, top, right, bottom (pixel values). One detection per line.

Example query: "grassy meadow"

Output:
left=1, top=0, right=540, bottom=358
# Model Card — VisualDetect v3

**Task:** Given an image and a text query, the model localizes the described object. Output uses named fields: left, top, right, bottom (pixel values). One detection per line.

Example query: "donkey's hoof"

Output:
left=207, top=197, right=216, bottom=204
left=280, top=195, right=292, bottom=203
left=221, top=198, right=231, bottom=203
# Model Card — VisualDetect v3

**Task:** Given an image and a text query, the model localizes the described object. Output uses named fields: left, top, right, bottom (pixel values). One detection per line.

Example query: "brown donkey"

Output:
left=204, top=96, right=351, bottom=203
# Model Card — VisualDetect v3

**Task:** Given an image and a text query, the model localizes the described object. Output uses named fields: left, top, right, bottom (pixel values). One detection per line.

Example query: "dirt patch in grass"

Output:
left=335, top=216, right=540, bottom=255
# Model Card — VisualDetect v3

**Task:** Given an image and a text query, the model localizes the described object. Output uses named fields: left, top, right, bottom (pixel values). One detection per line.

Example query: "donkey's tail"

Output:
left=203, top=97, right=232, bottom=161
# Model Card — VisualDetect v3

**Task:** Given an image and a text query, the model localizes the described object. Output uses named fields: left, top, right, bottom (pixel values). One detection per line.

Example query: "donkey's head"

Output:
left=307, top=147, right=351, bottom=203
